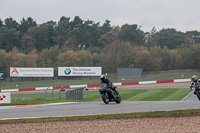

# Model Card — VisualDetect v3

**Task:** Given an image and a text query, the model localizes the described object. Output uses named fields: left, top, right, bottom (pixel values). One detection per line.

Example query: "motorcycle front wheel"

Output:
left=102, top=92, right=109, bottom=104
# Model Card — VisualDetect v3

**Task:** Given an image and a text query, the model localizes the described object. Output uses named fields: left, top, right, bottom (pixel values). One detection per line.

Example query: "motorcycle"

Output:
left=99, top=83, right=121, bottom=104
left=190, top=81, right=200, bottom=100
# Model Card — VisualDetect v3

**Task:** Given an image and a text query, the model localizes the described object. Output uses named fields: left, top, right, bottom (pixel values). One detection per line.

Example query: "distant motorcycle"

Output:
left=190, top=82, right=200, bottom=100
left=99, top=83, right=121, bottom=104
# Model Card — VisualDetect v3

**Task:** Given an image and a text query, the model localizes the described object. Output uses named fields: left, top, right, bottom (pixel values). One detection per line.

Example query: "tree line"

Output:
left=0, top=16, right=200, bottom=75
left=1, top=41, right=200, bottom=75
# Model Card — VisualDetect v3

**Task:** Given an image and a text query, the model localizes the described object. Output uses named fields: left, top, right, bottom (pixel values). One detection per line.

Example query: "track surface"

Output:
left=0, top=100, right=200, bottom=120
left=0, top=82, right=199, bottom=120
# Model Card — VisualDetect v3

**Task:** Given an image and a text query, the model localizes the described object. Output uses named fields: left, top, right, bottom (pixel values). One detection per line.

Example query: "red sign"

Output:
left=11, top=68, right=19, bottom=74
left=0, top=93, right=11, bottom=103
left=0, top=95, right=6, bottom=101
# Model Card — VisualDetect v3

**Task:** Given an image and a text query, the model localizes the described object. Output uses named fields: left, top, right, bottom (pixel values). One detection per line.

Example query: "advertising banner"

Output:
left=10, top=67, right=54, bottom=77
left=58, top=67, right=102, bottom=76
left=0, top=72, right=5, bottom=80
left=0, top=93, right=11, bottom=103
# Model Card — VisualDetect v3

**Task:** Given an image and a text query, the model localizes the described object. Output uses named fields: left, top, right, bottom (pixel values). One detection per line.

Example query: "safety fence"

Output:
left=65, top=88, right=84, bottom=100
left=45, top=87, right=84, bottom=101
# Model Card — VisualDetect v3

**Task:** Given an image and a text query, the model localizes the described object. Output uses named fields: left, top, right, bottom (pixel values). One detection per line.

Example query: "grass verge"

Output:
left=0, top=88, right=192, bottom=106
left=1, top=109, right=200, bottom=122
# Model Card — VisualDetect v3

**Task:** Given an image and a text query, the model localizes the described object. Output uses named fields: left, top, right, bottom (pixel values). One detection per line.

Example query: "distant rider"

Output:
left=100, top=74, right=117, bottom=96
left=190, top=75, right=200, bottom=95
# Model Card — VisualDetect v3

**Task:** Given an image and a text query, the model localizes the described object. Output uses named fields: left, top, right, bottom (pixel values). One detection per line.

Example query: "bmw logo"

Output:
left=64, top=68, right=71, bottom=75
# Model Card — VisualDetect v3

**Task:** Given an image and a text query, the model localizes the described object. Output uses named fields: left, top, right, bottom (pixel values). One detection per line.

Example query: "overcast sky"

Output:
left=0, top=0, right=199, bottom=32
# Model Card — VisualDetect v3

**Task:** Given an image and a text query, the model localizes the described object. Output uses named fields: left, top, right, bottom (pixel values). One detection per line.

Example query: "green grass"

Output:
left=84, top=88, right=192, bottom=101
left=0, top=79, right=100, bottom=90
left=0, top=88, right=192, bottom=106
left=141, top=72, right=195, bottom=81
left=0, top=71, right=197, bottom=90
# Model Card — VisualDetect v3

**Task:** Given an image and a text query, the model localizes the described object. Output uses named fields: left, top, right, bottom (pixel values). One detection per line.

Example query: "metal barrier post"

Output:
left=75, top=89, right=77, bottom=100
left=44, top=87, right=49, bottom=100
left=66, top=89, right=69, bottom=100
left=59, top=90, right=61, bottom=100
left=81, top=88, right=84, bottom=100
left=52, top=88, right=54, bottom=100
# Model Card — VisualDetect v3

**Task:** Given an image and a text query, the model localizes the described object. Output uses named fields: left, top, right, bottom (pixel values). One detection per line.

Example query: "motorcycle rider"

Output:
left=100, top=74, right=117, bottom=97
left=190, top=75, right=200, bottom=95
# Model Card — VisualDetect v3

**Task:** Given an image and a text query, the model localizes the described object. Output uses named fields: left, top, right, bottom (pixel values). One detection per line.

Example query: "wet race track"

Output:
left=0, top=83, right=200, bottom=120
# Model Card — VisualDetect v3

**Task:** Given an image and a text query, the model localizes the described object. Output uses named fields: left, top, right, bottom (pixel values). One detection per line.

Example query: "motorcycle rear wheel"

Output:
left=115, top=94, right=121, bottom=104
left=197, top=92, right=200, bottom=101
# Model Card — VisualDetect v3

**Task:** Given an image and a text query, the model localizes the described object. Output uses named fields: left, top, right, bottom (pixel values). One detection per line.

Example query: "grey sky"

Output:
left=0, top=0, right=199, bottom=32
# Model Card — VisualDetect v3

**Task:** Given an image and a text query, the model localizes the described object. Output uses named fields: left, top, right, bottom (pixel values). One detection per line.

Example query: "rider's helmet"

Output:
left=100, top=75, right=106, bottom=82
left=192, top=75, right=197, bottom=81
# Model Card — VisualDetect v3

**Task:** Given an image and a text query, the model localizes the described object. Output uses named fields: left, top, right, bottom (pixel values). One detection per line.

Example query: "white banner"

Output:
left=58, top=67, right=102, bottom=76
left=10, top=67, right=54, bottom=77
left=0, top=93, right=11, bottom=103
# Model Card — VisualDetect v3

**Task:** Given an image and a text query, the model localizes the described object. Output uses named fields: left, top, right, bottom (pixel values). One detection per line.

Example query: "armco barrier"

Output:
left=19, top=88, right=35, bottom=91
left=122, top=82, right=139, bottom=85
left=139, top=81, right=157, bottom=84
left=174, top=79, right=191, bottom=82
left=157, top=80, right=174, bottom=84
left=53, top=85, right=70, bottom=89
left=87, top=84, right=100, bottom=87
left=0, top=78, right=191, bottom=93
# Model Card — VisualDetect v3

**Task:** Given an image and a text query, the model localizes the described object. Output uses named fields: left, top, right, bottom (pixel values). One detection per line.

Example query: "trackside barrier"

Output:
left=0, top=79, right=191, bottom=92
left=174, top=79, right=191, bottom=82
left=45, top=87, right=54, bottom=100
left=65, top=88, right=84, bottom=100
left=157, top=80, right=174, bottom=83
left=122, top=82, right=139, bottom=85
left=45, top=87, right=84, bottom=100
left=139, top=81, right=157, bottom=84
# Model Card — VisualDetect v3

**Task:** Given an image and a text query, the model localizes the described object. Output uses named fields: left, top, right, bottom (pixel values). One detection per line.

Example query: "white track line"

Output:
left=0, top=102, right=78, bottom=110
left=181, top=91, right=194, bottom=101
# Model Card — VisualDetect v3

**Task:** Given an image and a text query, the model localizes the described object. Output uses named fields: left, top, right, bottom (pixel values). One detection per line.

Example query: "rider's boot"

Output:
left=111, top=90, right=116, bottom=99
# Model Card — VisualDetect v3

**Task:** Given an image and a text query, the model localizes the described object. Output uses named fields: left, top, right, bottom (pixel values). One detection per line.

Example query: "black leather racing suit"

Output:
left=190, top=79, right=200, bottom=95
left=100, top=78, right=117, bottom=97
